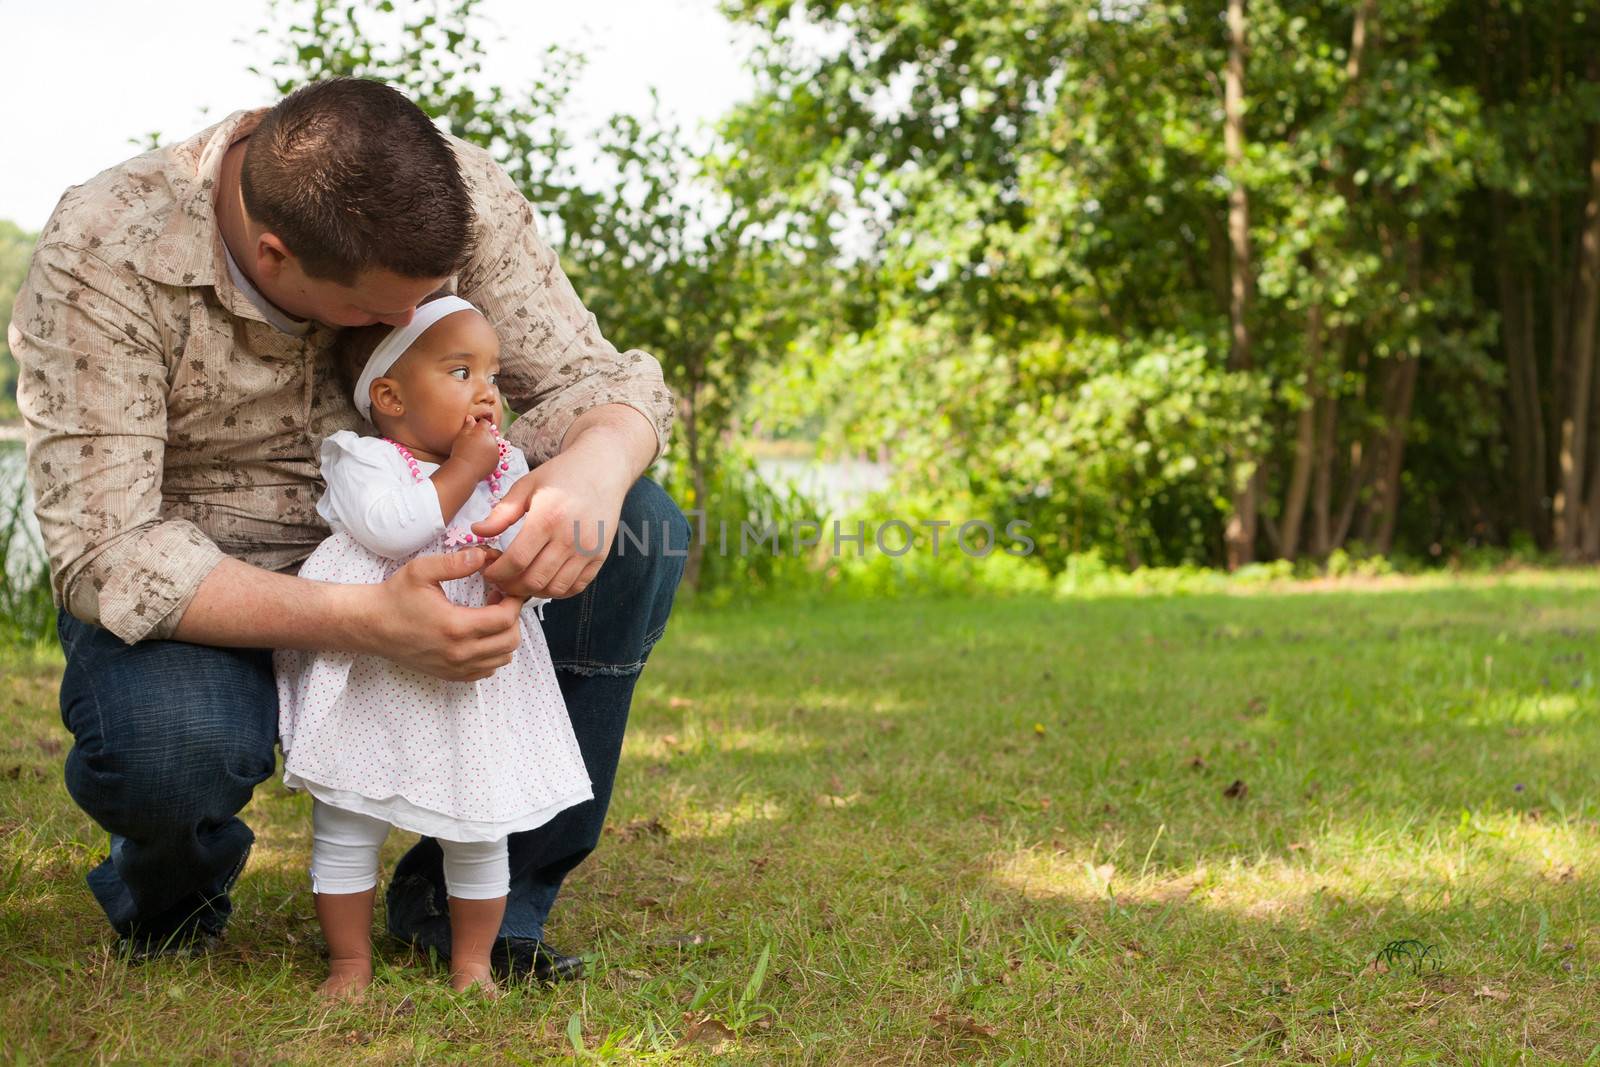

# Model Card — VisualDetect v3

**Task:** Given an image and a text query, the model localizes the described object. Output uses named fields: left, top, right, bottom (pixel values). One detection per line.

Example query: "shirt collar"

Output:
left=221, top=239, right=312, bottom=336
left=137, top=109, right=281, bottom=328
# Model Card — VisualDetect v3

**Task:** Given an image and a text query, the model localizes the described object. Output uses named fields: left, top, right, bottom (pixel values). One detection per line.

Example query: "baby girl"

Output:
left=275, top=292, right=592, bottom=997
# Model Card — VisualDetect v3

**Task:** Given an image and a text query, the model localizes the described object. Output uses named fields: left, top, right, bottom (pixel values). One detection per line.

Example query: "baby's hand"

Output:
left=450, top=414, right=500, bottom=480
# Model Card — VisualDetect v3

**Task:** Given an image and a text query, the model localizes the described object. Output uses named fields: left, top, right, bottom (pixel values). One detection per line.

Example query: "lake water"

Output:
left=1, top=440, right=45, bottom=587
left=752, top=455, right=892, bottom=515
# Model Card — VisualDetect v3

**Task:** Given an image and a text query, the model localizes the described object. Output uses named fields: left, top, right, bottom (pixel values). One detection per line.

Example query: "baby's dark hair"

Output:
left=332, top=288, right=458, bottom=413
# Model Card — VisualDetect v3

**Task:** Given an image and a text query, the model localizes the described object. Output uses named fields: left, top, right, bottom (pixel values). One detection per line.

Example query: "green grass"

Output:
left=3, top=572, right=1600, bottom=1064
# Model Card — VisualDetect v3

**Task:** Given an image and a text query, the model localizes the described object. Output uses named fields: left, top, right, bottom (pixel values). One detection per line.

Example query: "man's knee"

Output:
left=611, top=476, right=691, bottom=604
left=59, top=620, right=277, bottom=833
left=543, top=477, right=689, bottom=672
left=67, top=710, right=275, bottom=835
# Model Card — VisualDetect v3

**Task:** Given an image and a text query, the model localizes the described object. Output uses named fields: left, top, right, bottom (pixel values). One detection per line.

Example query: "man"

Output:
left=10, top=78, right=689, bottom=981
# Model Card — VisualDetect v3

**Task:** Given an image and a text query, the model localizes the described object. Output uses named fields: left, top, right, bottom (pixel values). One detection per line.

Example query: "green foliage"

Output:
left=725, top=0, right=1600, bottom=566
left=660, top=448, right=822, bottom=603
left=253, top=0, right=586, bottom=220
left=0, top=220, right=36, bottom=420
left=553, top=100, right=814, bottom=586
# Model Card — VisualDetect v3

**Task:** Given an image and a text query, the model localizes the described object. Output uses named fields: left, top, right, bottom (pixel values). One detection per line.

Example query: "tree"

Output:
left=1222, top=0, right=1258, bottom=568
left=722, top=0, right=1572, bottom=567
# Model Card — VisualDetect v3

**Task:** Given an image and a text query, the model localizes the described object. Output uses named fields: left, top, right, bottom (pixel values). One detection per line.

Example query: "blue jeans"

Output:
left=57, top=477, right=689, bottom=945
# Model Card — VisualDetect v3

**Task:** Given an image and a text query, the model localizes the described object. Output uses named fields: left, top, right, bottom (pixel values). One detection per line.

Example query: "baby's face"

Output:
left=375, top=309, right=503, bottom=459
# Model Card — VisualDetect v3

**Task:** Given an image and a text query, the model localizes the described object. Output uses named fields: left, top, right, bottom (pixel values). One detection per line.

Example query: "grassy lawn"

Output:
left=2, top=572, right=1599, bottom=1064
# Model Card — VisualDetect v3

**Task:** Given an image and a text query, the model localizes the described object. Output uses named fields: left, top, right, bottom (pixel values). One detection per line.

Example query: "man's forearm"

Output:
left=557, top=404, right=660, bottom=487
left=172, top=556, right=372, bottom=651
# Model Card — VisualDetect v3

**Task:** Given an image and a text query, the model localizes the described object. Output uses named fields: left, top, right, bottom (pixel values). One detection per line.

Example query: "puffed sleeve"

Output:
left=315, top=431, right=445, bottom=559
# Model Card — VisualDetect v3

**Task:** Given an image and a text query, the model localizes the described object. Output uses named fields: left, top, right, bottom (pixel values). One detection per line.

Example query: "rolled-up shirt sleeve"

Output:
left=12, top=243, right=224, bottom=644
left=454, top=147, right=674, bottom=467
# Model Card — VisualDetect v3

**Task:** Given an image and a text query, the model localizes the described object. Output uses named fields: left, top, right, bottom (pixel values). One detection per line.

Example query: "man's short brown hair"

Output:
left=241, top=78, right=476, bottom=284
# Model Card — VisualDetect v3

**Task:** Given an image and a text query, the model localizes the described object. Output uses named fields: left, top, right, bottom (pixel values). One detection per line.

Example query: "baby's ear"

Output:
left=369, top=377, right=404, bottom=418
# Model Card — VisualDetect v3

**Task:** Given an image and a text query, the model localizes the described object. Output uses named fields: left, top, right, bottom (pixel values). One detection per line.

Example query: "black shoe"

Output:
left=491, top=938, right=586, bottom=984
left=114, top=928, right=221, bottom=963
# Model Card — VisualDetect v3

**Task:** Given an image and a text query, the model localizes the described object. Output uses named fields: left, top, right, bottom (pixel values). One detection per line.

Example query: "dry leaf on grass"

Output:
left=668, top=696, right=696, bottom=709
left=679, top=1013, right=736, bottom=1049
left=609, top=817, right=670, bottom=842
left=930, top=1012, right=998, bottom=1039
left=1473, top=986, right=1510, bottom=1002
left=1223, top=779, right=1249, bottom=800
left=1151, top=868, right=1207, bottom=903
left=815, top=792, right=862, bottom=809
left=655, top=932, right=714, bottom=951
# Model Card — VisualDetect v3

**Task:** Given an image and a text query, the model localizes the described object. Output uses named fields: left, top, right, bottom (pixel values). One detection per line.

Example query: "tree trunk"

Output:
left=1362, top=234, right=1425, bottom=554
left=1222, top=0, right=1257, bottom=570
left=1493, top=195, right=1549, bottom=544
left=1280, top=303, right=1322, bottom=561
left=1310, top=0, right=1370, bottom=560
left=1555, top=110, right=1600, bottom=557
left=1333, top=433, right=1376, bottom=550
left=1310, top=331, right=1342, bottom=558
left=1370, top=356, right=1420, bottom=554
left=1347, top=0, right=1376, bottom=83
left=1583, top=358, right=1600, bottom=558
left=1549, top=34, right=1572, bottom=472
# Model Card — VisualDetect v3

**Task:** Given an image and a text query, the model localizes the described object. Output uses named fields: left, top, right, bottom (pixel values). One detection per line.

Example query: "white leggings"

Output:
left=309, top=799, right=509, bottom=900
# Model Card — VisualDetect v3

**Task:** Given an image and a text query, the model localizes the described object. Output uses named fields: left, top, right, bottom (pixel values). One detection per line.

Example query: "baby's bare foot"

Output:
left=318, top=959, right=373, bottom=1000
left=449, top=962, right=498, bottom=997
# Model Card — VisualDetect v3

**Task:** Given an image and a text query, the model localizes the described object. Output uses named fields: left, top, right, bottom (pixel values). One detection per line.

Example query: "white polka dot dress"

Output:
left=274, top=431, right=593, bottom=842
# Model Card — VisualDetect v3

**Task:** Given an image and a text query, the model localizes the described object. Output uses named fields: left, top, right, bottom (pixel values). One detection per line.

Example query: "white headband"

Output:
left=352, top=295, right=477, bottom=420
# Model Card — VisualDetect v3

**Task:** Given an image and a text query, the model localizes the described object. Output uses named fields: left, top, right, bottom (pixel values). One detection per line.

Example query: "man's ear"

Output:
left=255, top=232, right=293, bottom=282
left=370, top=377, right=404, bottom=418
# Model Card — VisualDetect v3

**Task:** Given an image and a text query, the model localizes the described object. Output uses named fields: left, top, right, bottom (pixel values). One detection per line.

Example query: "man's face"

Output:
left=254, top=247, right=448, bottom=329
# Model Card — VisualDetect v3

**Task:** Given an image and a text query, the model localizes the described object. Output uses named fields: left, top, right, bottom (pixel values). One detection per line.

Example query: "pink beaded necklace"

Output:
left=384, top=432, right=513, bottom=548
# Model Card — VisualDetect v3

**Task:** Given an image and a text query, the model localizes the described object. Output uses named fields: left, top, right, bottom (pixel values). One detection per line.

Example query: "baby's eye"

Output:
left=449, top=368, right=469, bottom=380
left=488, top=372, right=500, bottom=386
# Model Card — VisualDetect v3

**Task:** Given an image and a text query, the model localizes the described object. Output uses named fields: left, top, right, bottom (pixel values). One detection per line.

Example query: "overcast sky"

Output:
left=0, top=0, right=755, bottom=230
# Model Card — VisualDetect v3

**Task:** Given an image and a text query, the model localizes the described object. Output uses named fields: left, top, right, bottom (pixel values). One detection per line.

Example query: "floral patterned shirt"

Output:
left=10, top=109, right=673, bottom=644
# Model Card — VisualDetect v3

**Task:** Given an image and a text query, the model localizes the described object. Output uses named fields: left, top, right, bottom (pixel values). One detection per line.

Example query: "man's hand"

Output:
left=470, top=447, right=627, bottom=599
left=362, top=548, right=525, bottom=681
